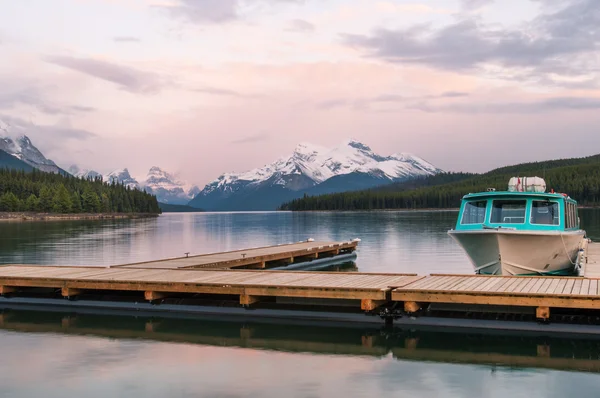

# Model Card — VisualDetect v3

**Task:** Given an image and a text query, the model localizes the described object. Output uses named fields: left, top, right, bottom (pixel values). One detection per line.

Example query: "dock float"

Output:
left=113, top=240, right=359, bottom=270
left=0, top=241, right=599, bottom=332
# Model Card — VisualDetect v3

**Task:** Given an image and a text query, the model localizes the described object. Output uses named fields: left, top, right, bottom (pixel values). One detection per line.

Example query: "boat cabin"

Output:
left=456, top=191, right=580, bottom=232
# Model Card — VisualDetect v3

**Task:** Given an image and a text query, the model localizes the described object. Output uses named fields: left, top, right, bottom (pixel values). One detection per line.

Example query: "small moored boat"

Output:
left=448, top=177, right=586, bottom=276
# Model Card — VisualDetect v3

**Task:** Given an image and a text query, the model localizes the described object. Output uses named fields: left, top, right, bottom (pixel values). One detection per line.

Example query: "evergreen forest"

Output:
left=280, top=154, right=600, bottom=211
left=0, top=168, right=161, bottom=214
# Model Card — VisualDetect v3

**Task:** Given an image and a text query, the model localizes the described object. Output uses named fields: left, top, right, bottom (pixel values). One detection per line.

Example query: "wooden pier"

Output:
left=0, top=241, right=599, bottom=329
left=114, top=240, right=358, bottom=270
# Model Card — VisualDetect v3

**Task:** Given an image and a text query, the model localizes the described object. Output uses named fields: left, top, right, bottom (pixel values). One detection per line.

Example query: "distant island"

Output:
left=0, top=168, right=161, bottom=221
left=279, top=154, right=600, bottom=211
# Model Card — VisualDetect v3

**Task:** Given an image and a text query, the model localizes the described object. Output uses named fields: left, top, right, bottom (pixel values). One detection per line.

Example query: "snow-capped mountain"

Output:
left=104, top=168, right=140, bottom=189
left=143, top=166, right=200, bottom=205
left=68, top=165, right=102, bottom=180
left=189, top=139, right=441, bottom=211
left=0, top=134, right=64, bottom=174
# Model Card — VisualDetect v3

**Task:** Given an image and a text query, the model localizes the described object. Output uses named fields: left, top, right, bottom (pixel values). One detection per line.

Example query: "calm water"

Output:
left=1, top=209, right=600, bottom=397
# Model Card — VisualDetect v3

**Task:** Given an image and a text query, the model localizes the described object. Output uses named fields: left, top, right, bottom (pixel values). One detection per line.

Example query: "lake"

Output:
left=1, top=209, right=600, bottom=397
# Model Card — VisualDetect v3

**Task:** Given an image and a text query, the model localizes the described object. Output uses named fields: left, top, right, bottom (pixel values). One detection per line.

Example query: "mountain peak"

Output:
left=192, top=139, right=442, bottom=210
left=0, top=133, right=59, bottom=172
left=343, top=139, right=372, bottom=152
left=69, top=164, right=102, bottom=180
left=143, top=166, right=199, bottom=205
left=105, top=168, right=139, bottom=189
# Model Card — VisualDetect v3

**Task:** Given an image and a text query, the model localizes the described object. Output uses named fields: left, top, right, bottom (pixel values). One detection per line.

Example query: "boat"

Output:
left=448, top=177, right=586, bottom=276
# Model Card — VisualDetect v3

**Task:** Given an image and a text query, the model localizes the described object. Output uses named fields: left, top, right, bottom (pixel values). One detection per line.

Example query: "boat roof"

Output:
left=463, top=191, right=576, bottom=202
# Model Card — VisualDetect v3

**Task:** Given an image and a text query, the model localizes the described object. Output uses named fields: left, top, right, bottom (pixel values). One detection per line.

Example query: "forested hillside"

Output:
left=0, top=169, right=161, bottom=214
left=280, top=155, right=600, bottom=211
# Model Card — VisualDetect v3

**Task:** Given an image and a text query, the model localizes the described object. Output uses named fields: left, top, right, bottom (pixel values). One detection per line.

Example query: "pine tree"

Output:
left=25, top=194, right=40, bottom=211
left=82, top=187, right=101, bottom=213
left=101, top=193, right=110, bottom=213
left=38, top=186, right=54, bottom=212
left=0, top=192, right=20, bottom=211
left=71, top=192, right=82, bottom=213
left=52, top=184, right=73, bottom=213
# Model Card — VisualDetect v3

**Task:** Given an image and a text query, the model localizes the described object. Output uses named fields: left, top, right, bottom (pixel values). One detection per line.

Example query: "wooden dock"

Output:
left=0, top=265, right=421, bottom=310
left=0, top=241, right=599, bottom=327
left=114, top=240, right=358, bottom=270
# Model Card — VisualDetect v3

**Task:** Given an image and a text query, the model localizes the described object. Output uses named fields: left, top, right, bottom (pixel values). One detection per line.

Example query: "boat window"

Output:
left=461, top=201, right=487, bottom=224
left=567, top=202, right=578, bottom=229
left=490, top=200, right=526, bottom=224
left=531, top=201, right=559, bottom=225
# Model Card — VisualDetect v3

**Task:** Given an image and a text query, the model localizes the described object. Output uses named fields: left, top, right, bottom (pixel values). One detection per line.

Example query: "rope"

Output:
left=560, top=233, right=578, bottom=266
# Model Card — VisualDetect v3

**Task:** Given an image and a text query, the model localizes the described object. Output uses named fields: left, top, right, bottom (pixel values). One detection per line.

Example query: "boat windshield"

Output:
left=491, top=200, right=526, bottom=224
left=530, top=201, right=559, bottom=225
left=461, top=201, right=487, bottom=224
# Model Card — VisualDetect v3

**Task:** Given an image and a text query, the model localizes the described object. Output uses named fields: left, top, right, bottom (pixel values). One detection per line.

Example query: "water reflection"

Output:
left=1, top=308, right=600, bottom=398
left=1, top=209, right=598, bottom=273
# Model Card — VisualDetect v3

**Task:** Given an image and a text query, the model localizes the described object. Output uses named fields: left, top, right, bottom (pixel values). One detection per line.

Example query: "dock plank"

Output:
left=584, top=242, right=600, bottom=278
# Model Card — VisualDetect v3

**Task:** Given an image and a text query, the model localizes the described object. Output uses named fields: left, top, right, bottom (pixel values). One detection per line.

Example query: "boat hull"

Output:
left=448, top=229, right=586, bottom=276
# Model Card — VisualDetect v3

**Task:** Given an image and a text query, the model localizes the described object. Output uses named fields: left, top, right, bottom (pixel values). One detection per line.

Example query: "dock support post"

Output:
left=145, top=321, right=160, bottom=333
left=248, top=261, right=266, bottom=269
left=61, top=316, right=76, bottom=329
left=536, top=306, right=550, bottom=321
left=145, top=291, right=168, bottom=301
left=0, top=286, right=16, bottom=295
left=240, top=294, right=262, bottom=306
left=361, top=335, right=374, bottom=348
left=404, top=301, right=421, bottom=314
left=361, top=299, right=386, bottom=311
left=405, top=337, right=419, bottom=350
left=537, top=344, right=551, bottom=357
left=61, top=287, right=82, bottom=298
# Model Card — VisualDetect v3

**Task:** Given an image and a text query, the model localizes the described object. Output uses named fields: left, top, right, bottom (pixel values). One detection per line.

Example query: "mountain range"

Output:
left=1, top=133, right=441, bottom=210
left=1, top=133, right=199, bottom=205
left=68, top=166, right=200, bottom=205
left=188, top=140, right=441, bottom=211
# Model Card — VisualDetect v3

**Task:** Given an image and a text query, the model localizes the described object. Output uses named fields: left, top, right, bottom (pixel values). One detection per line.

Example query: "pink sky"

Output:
left=1, top=0, right=599, bottom=186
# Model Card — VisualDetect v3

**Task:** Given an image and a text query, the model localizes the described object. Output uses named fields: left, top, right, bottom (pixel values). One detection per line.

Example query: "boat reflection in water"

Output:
left=2, top=307, right=600, bottom=374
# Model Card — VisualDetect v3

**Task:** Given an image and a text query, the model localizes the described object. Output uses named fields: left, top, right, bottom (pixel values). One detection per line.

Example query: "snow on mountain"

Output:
left=142, top=166, right=199, bottom=204
left=0, top=133, right=63, bottom=174
left=201, top=139, right=440, bottom=195
left=189, top=139, right=442, bottom=210
left=104, top=168, right=140, bottom=189
left=68, top=165, right=102, bottom=180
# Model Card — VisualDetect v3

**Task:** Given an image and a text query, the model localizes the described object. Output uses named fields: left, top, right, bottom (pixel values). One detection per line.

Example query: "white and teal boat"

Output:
left=448, top=177, right=586, bottom=276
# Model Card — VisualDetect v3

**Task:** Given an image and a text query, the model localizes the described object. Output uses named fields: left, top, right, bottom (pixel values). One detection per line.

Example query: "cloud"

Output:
left=286, top=19, right=315, bottom=33
left=158, top=0, right=239, bottom=24
left=341, top=0, right=600, bottom=86
left=0, top=81, right=96, bottom=116
left=230, top=132, right=271, bottom=144
left=460, top=0, right=494, bottom=11
left=0, top=113, right=97, bottom=144
left=192, top=86, right=261, bottom=98
left=372, top=91, right=470, bottom=103
left=43, top=55, right=165, bottom=94
left=407, top=96, right=600, bottom=114
left=317, top=91, right=470, bottom=108
left=158, top=0, right=309, bottom=25
left=113, top=36, right=141, bottom=43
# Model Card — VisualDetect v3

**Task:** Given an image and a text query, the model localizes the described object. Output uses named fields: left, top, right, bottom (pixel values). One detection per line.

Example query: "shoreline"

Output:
left=0, top=212, right=160, bottom=222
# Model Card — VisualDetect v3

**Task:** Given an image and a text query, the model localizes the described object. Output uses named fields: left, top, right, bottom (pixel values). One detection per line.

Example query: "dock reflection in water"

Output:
left=2, top=308, right=600, bottom=397
left=2, top=308, right=600, bottom=370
